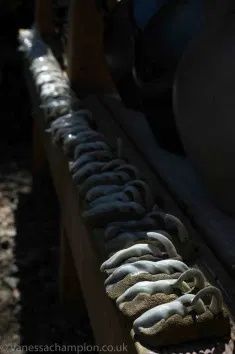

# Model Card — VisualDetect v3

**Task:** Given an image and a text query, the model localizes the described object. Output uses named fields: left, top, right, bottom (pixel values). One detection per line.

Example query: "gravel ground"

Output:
left=0, top=154, right=94, bottom=353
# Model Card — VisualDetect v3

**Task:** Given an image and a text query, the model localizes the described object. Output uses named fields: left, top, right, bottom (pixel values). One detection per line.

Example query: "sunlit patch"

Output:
left=0, top=167, right=31, bottom=348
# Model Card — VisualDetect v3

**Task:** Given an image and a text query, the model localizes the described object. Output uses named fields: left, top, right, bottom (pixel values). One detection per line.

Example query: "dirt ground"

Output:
left=0, top=148, right=94, bottom=353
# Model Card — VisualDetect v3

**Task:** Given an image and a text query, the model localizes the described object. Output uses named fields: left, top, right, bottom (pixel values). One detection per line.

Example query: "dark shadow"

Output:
left=14, top=168, right=94, bottom=352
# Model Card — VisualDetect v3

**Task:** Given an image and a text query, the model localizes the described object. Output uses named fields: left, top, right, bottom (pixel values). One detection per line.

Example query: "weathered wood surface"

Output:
left=34, top=109, right=138, bottom=353
left=25, top=56, right=142, bottom=353
left=67, top=0, right=116, bottom=95
left=35, top=0, right=54, bottom=37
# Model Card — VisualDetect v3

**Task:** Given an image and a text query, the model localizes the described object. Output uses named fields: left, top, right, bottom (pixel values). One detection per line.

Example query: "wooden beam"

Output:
left=24, top=56, right=137, bottom=353
left=105, top=0, right=119, bottom=12
left=67, top=0, right=116, bottom=95
left=33, top=118, right=47, bottom=177
left=60, top=225, right=88, bottom=319
left=35, top=0, right=54, bottom=37
left=43, top=128, right=136, bottom=352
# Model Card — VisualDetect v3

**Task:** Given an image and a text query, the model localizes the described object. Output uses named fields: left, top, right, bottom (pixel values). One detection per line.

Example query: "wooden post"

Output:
left=67, top=0, right=116, bottom=95
left=105, top=0, right=119, bottom=12
left=35, top=0, right=54, bottom=37
left=33, top=118, right=47, bottom=176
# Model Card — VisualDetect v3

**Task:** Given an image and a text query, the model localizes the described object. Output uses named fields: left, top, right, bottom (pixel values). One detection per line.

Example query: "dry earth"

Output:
left=0, top=154, right=94, bottom=353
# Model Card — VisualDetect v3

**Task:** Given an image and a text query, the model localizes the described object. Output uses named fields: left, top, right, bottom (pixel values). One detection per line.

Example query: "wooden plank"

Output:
left=60, top=224, right=87, bottom=319
left=41, top=124, right=137, bottom=352
left=35, top=0, right=54, bottom=36
left=67, top=0, right=116, bottom=95
left=32, top=117, right=48, bottom=178
left=24, top=65, right=138, bottom=351
left=26, top=76, right=137, bottom=350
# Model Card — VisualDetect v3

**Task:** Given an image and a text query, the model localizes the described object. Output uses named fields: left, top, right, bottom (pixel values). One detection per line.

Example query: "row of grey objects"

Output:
left=58, top=109, right=224, bottom=342
left=51, top=107, right=225, bottom=344
left=20, top=29, right=228, bottom=347
left=19, top=28, right=77, bottom=121
left=101, top=236, right=223, bottom=339
left=19, top=28, right=194, bottom=259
